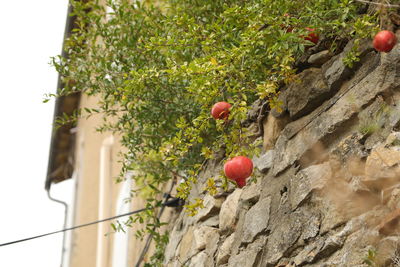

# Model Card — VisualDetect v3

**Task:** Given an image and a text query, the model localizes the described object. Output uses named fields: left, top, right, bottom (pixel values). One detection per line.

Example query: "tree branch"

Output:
left=354, top=0, right=400, bottom=8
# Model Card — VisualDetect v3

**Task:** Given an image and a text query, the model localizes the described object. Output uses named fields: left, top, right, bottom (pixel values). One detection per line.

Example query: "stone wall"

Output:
left=163, top=30, right=400, bottom=267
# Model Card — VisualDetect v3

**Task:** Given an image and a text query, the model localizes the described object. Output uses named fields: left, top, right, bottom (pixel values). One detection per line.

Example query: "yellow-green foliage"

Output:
left=49, top=0, right=379, bottom=264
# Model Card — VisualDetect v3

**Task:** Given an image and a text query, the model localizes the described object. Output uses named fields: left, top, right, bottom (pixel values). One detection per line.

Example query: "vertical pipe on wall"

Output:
left=96, top=135, right=114, bottom=267
left=47, top=189, right=68, bottom=267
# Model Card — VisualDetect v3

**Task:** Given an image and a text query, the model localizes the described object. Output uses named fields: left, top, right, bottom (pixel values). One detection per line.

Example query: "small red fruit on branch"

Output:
left=224, top=156, right=253, bottom=188
left=211, top=101, right=231, bottom=120
left=373, top=30, right=397, bottom=52
left=304, top=27, right=319, bottom=45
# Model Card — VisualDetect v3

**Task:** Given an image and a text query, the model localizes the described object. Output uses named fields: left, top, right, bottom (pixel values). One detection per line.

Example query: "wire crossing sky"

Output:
left=0, top=198, right=181, bottom=248
left=0, top=207, right=148, bottom=248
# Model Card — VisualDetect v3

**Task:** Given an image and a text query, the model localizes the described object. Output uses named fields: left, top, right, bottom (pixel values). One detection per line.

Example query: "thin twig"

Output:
left=354, top=0, right=400, bottom=8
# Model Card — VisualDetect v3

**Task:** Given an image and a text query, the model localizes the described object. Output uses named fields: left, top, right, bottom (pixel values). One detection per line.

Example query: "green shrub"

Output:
left=49, top=0, right=379, bottom=264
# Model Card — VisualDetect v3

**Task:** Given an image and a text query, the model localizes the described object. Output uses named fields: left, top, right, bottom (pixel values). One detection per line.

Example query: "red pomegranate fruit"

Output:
left=211, top=101, right=231, bottom=120
left=373, top=30, right=397, bottom=53
left=304, top=27, right=319, bottom=45
left=224, top=156, right=253, bottom=187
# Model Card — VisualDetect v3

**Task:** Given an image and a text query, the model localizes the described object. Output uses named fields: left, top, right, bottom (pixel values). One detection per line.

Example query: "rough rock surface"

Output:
left=253, top=149, right=274, bottom=173
left=240, top=182, right=261, bottom=206
left=163, top=33, right=400, bottom=267
left=283, top=68, right=331, bottom=120
left=219, top=189, right=242, bottom=234
left=290, top=162, right=331, bottom=210
left=228, top=236, right=267, bottom=267
left=272, top=41, right=399, bottom=176
left=263, top=211, right=304, bottom=266
left=193, top=226, right=219, bottom=251
left=241, top=197, right=271, bottom=243
left=195, top=194, right=224, bottom=222
left=216, top=233, right=235, bottom=265
left=308, top=50, right=333, bottom=66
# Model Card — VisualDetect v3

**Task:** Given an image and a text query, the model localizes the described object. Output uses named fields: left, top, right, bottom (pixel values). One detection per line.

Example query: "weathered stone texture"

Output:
left=216, top=233, right=235, bottom=265
left=193, top=226, right=219, bottom=251
left=228, top=236, right=267, bottom=267
left=241, top=197, right=271, bottom=243
left=272, top=41, right=400, bottom=176
left=253, top=149, right=274, bottom=173
left=187, top=251, right=209, bottom=267
left=240, top=182, right=260, bottom=207
left=308, top=50, right=333, bottom=66
left=219, top=189, right=242, bottom=234
left=290, top=162, right=331, bottom=210
left=285, top=68, right=331, bottom=119
left=195, top=194, right=224, bottom=222
left=164, top=34, right=400, bottom=267
left=263, top=212, right=304, bottom=266
left=263, top=113, right=291, bottom=150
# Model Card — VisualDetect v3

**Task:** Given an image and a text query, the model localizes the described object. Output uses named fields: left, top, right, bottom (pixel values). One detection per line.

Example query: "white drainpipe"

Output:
left=96, top=135, right=114, bottom=267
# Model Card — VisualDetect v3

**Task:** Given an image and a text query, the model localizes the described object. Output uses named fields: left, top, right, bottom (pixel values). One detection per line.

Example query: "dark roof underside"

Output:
left=45, top=3, right=81, bottom=191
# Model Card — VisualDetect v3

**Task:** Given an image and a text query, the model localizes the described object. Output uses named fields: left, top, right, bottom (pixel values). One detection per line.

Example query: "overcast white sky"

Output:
left=0, top=1, right=72, bottom=266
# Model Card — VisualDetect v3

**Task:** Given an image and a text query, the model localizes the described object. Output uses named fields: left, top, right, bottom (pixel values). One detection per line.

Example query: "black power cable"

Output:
left=0, top=197, right=182, bottom=248
left=135, top=181, right=177, bottom=267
